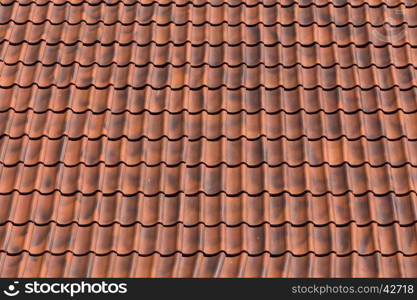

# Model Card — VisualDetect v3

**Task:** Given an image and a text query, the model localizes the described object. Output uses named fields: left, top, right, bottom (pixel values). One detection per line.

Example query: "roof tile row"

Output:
left=2, top=191, right=417, bottom=226
left=2, top=63, right=417, bottom=89
left=1, top=110, right=416, bottom=140
left=1, top=222, right=416, bottom=255
left=1, top=86, right=416, bottom=114
left=2, top=136, right=417, bottom=167
left=1, top=252, right=416, bottom=278
left=3, top=42, right=417, bottom=68
left=0, top=0, right=415, bottom=8
left=0, top=163, right=416, bottom=195
left=2, top=22, right=417, bottom=46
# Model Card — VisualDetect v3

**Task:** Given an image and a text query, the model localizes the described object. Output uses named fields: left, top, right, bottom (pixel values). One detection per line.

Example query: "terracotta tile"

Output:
left=1, top=110, right=416, bottom=140
left=1, top=0, right=417, bottom=278
left=2, top=135, right=416, bottom=167
left=1, top=1, right=416, bottom=7
left=0, top=252, right=416, bottom=278
left=2, top=21, right=417, bottom=46
left=2, top=61, right=417, bottom=89
left=0, top=163, right=417, bottom=195
left=0, top=222, right=415, bottom=256
left=1, top=2, right=416, bottom=26
left=3, top=42, right=417, bottom=68
left=1, top=191, right=417, bottom=226
left=0, top=85, right=416, bottom=114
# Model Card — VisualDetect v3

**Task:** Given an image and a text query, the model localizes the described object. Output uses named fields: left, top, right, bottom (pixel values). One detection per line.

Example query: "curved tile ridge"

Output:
left=1, top=23, right=417, bottom=47
left=0, top=0, right=416, bottom=8
left=1, top=63, right=416, bottom=90
left=2, top=40, right=417, bottom=49
left=4, top=249, right=414, bottom=257
left=0, top=3, right=416, bottom=27
left=1, top=163, right=417, bottom=195
left=1, top=110, right=416, bottom=141
left=3, top=61, right=417, bottom=70
left=2, top=107, right=417, bottom=115
left=1, top=136, right=417, bottom=168
left=2, top=42, right=417, bottom=69
left=1, top=191, right=416, bottom=227
left=1, top=252, right=416, bottom=278
left=1, top=86, right=416, bottom=114
left=3, top=220, right=417, bottom=228
left=1, top=160, right=416, bottom=169
left=0, top=222, right=416, bottom=256
left=1, top=20, right=416, bottom=28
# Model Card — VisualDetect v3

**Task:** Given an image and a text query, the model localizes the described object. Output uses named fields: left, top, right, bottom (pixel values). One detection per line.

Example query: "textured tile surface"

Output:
left=1, top=191, right=417, bottom=226
left=0, top=252, right=416, bottom=278
left=0, top=0, right=417, bottom=278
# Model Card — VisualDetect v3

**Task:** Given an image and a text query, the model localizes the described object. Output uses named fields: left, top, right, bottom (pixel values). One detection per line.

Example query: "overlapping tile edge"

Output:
left=1, top=2, right=417, bottom=26
left=1, top=252, right=417, bottom=278
left=0, top=0, right=416, bottom=8
left=0, top=0, right=417, bottom=277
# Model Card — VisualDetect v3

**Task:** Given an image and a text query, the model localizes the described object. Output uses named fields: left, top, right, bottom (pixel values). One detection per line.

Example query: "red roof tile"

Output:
left=0, top=0, right=417, bottom=277
left=2, top=136, right=417, bottom=167
left=1, top=252, right=416, bottom=278
left=1, top=86, right=416, bottom=114
left=1, top=191, right=417, bottom=226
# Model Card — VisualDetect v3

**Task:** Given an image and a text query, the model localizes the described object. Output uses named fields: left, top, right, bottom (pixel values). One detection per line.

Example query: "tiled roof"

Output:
left=2, top=192, right=417, bottom=225
left=0, top=0, right=417, bottom=278
left=2, top=252, right=417, bottom=277
left=2, top=222, right=417, bottom=255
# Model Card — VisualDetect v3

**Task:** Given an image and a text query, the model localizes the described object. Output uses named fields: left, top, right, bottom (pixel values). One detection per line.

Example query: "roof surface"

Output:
left=0, top=0, right=417, bottom=278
